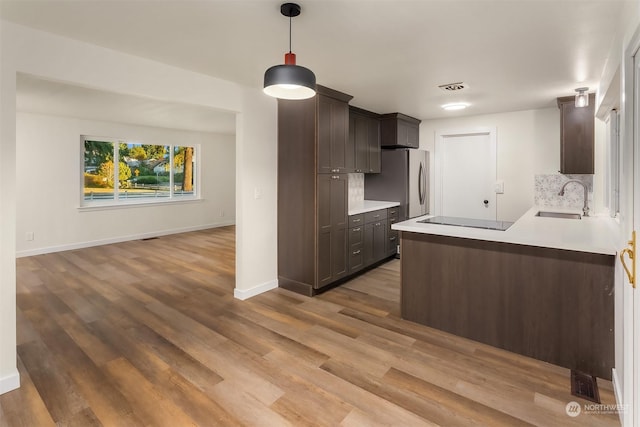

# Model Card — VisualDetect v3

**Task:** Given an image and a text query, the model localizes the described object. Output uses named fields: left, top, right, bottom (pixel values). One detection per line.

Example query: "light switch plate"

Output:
left=494, top=180, right=504, bottom=194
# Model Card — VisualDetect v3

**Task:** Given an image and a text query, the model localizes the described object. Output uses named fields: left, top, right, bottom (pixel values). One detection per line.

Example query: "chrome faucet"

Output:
left=558, top=179, right=590, bottom=217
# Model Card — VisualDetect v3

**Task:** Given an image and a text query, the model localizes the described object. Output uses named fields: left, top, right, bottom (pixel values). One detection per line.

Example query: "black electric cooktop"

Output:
left=418, top=216, right=514, bottom=231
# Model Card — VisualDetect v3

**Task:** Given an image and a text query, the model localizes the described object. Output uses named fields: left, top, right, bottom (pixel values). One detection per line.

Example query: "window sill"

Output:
left=79, top=197, right=203, bottom=212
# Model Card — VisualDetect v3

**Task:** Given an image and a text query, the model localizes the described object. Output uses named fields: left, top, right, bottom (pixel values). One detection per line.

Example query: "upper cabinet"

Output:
left=557, top=94, right=595, bottom=174
left=380, top=113, right=421, bottom=149
left=348, top=106, right=381, bottom=173
left=317, top=86, right=353, bottom=174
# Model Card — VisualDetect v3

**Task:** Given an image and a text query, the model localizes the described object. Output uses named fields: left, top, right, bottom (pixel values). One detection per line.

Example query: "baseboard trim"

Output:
left=234, top=279, right=278, bottom=300
left=16, top=221, right=235, bottom=258
left=611, top=368, right=625, bottom=425
left=0, top=371, right=20, bottom=395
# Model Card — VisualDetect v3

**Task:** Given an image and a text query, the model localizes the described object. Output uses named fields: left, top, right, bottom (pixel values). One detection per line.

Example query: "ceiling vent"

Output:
left=438, top=82, right=468, bottom=92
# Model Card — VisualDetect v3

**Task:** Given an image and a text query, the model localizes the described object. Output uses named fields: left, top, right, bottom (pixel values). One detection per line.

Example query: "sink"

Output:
left=535, top=211, right=581, bottom=219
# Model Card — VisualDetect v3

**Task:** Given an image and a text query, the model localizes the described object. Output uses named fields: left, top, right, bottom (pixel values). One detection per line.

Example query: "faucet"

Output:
left=558, top=179, right=590, bottom=217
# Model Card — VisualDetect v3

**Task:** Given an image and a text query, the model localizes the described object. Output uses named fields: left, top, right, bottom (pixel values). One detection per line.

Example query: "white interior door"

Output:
left=628, top=45, right=640, bottom=427
left=435, top=129, right=496, bottom=220
left=616, top=36, right=640, bottom=427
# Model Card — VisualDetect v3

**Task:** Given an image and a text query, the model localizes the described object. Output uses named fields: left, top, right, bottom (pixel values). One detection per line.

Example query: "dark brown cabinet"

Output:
left=317, top=174, right=348, bottom=287
left=318, top=88, right=351, bottom=174
left=277, top=86, right=353, bottom=296
left=400, top=231, right=614, bottom=379
left=557, top=94, right=595, bottom=174
left=380, top=113, right=421, bottom=148
left=364, top=219, right=387, bottom=265
left=348, top=214, right=364, bottom=273
left=348, top=106, right=381, bottom=173
left=387, top=207, right=399, bottom=257
left=348, top=208, right=394, bottom=270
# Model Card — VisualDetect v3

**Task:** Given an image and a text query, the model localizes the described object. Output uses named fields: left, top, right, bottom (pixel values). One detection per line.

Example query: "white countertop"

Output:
left=349, top=200, right=400, bottom=216
left=392, top=206, right=618, bottom=255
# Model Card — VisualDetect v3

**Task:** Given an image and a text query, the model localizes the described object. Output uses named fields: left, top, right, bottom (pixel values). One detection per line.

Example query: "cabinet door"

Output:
left=364, top=219, right=387, bottom=265
left=559, top=95, right=594, bottom=174
left=331, top=227, right=348, bottom=280
left=367, top=117, right=381, bottom=173
left=397, top=120, right=419, bottom=149
left=354, top=114, right=369, bottom=173
left=406, top=122, right=419, bottom=149
left=317, top=174, right=348, bottom=288
left=318, top=95, right=349, bottom=174
left=373, top=219, right=387, bottom=261
left=347, top=115, right=356, bottom=172
left=363, top=222, right=375, bottom=266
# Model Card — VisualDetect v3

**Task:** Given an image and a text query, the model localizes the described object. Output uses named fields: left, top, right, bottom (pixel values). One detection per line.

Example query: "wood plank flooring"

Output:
left=1, top=226, right=620, bottom=426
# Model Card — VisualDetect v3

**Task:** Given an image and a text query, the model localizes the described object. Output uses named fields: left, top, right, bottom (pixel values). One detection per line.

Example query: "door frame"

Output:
left=434, top=127, right=497, bottom=218
left=618, top=22, right=640, bottom=427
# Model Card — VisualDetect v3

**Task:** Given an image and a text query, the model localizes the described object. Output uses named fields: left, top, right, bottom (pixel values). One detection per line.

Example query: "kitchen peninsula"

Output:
left=392, top=208, right=617, bottom=379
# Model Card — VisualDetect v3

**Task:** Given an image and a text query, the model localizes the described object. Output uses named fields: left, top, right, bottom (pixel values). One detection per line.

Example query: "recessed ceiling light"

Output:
left=442, top=103, right=469, bottom=111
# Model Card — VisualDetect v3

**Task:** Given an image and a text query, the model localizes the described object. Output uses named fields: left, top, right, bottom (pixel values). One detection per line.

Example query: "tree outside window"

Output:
left=83, top=137, right=198, bottom=204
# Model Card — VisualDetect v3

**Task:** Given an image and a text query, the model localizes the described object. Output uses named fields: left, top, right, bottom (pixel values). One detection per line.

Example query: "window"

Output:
left=82, top=136, right=198, bottom=206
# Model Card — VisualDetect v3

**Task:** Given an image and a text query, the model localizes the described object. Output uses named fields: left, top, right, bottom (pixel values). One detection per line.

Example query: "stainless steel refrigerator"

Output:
left=364, top=148, right=429, bottom=220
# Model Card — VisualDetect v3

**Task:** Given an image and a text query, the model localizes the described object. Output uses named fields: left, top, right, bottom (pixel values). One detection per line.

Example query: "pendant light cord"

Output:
left=289, top=14, right=292, bottom=53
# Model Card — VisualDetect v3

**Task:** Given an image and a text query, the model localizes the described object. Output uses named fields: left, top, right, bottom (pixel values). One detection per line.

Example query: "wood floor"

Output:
left=0, top=226, right=620, bottom=426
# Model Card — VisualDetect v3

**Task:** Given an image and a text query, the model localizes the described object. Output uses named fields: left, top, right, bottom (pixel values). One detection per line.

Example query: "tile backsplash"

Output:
left=534, top=174, right=593, bottom=209
left=348, top=173, right=365, bottom=207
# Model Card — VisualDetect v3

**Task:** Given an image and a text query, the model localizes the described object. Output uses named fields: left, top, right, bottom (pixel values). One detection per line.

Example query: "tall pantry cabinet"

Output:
left=277, top=86, right=354, bottom=296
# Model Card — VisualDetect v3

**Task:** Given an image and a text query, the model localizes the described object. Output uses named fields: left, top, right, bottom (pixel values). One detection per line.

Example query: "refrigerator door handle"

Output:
left=418, top=162, right=425, bottom=205
left=421, top=161, right=427, bottom=205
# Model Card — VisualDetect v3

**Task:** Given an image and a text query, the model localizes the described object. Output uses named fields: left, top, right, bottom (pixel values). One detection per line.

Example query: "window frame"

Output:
left=605, top=111, right=620, bottom=218
left=80, top=135, right=200, bottom=209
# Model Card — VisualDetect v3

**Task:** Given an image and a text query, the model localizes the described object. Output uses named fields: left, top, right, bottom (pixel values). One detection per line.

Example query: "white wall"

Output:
left=234, top=88, right=278, bottom=300
left=421, top=108, right=561, bottom=222
left=0, top=19, right=20, bottom=395
left=15, top=112, right=235, bottom=256
left=0, top=21, right=278, bottom=394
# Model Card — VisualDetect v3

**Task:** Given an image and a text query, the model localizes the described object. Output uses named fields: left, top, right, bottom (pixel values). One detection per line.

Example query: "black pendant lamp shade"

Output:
left=263, top=3, right=316, bottom=100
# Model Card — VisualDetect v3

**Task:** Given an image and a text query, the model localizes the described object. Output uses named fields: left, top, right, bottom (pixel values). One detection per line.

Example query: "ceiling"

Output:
left=16, top=74, right=237, bottom=134
left=1, top=0, right=628, bottom=121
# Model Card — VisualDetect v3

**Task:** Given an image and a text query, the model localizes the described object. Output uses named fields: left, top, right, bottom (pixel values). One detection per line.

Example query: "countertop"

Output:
left=392, top=206, right=618, bottom=255
left=349, top=200, right=400, bottom=216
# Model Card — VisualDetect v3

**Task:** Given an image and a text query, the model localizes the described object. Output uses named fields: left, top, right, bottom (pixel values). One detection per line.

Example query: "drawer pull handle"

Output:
left=353, top=250, right=361, bottom=255
left=352, top=227, right=361, bottom=232
left=390, top=210, right=396, bottom=214
left=373, top=215, right=380, bottom=218
left=353, top=218, right=361, bottom=223
left=375, top=222, right=381, bottom=226
left=389, top=236, right=397, bottom=241
left=331, top=169, right=340, bottom=173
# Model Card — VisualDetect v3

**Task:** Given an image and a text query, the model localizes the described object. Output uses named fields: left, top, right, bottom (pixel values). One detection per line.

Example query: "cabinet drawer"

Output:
left=349, top=214, right=364, bottom=227
left=349, top=226, right=363, bottom=246
left=364, top=209, right=387, bottom=223
left=387, top=207, right=399, bottom=222
left=388, top=206, right=399, bottom=228
left=388, top=230, right=399, bottom=255
left=349, top=244, right=364, bottom=272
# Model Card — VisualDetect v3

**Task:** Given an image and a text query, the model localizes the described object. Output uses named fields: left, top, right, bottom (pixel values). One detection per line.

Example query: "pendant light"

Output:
left=263, top=3, right=316, bottom=100
left=575, top=87, right=589, bottom=108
